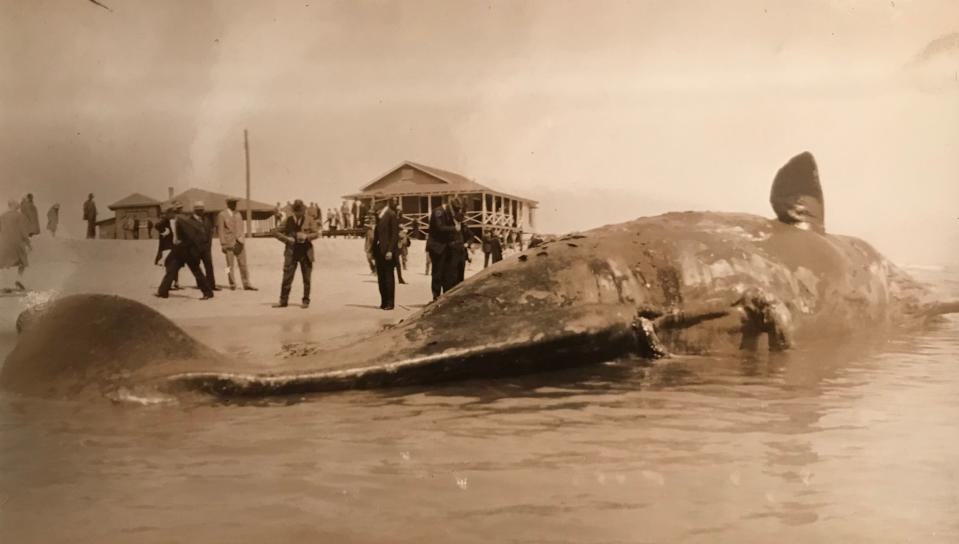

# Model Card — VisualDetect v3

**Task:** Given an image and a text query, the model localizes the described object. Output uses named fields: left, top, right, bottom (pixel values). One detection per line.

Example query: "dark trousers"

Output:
left=159, top=250, right=210, bottom=297
left=199, top=247, right=216, bottom=288
left=428, top=249, right=451, bottom=300
left=446, top=255, right=465, bottom=291
left=375, top=250, right=395, bottom=308
left=86, top=220, right=96, bottom=239
left=280, top=252, right=312, bottom=303
left=484, top=252, right=490, bottom=268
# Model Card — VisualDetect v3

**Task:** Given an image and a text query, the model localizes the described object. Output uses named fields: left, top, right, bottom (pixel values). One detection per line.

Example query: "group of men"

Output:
left=154, top=198, right=257, bottom=300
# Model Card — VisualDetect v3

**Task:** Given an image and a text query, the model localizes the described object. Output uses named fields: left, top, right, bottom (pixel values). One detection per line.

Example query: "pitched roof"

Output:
left=162, top=188, right=276, bottom=213
left=345, top=161, right=537, bottom=204
left=108, top=193, right=161, bottom=210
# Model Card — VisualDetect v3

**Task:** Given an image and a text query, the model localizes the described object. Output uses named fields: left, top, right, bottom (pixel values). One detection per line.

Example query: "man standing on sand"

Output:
left=20, top=194, right=40, bottom=237
left=83, top=194, right=97, bottom=239
left=156, top=201, right=214, bottom=300
left=374, top=198, right=399, bottom=310
left=217, top=197, right=257, bottom=291
left=46, top=204, right=59, bottom=237
left=490, top=233, right=503, bottom=264
left=426, top=196, right=457, bottom=300
left=341, top=200, right=352, bottom=230
left=273, top=199, right=318, bottom=308
left=0, top=200, right=30, bottom=291
left=189, top=201, right=219, bottom=291
left=364, top=218, right=376, bottom=274
left=155, top=203, right=181, bottom=291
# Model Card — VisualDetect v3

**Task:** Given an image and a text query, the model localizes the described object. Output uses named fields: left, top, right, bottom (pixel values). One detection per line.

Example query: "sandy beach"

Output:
left=0, top=235, right=483, bottom=362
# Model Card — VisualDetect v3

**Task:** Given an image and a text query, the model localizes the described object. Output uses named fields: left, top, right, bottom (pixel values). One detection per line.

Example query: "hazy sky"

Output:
left=2, top=0, right=957, bottom=264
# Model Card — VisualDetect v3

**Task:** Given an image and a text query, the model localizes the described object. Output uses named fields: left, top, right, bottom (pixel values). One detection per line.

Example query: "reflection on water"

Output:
left=2, top=303, right=958, bottom=542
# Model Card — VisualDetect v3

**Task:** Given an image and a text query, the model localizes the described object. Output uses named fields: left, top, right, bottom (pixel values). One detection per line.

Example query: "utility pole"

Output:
left=244, top=129, right=252, bottom=235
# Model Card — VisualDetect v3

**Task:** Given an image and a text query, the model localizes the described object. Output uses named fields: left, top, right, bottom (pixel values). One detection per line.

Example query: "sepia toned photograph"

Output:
left=1, top=1, right=957, bottom=542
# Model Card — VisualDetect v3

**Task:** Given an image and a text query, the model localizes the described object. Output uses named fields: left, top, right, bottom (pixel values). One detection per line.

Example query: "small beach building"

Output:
left=108, top=193, right=162, bottom=239
left=342, top=161, right=538, bottom=242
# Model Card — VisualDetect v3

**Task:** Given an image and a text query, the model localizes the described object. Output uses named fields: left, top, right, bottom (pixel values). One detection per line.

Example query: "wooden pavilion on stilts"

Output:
left=342, top=161, right=537, bottom=246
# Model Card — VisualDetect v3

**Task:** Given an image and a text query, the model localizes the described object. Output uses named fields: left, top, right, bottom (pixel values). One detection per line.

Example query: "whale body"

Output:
left=1, top=152, right=954, bottom=400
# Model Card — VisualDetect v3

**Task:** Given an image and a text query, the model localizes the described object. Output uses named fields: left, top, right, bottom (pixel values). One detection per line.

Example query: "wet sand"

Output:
left=0, top=235, right=483, bottom=361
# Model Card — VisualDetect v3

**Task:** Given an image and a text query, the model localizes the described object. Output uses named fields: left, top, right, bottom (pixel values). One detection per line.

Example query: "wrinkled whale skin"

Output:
left=3, top=208, right=941, bottom=401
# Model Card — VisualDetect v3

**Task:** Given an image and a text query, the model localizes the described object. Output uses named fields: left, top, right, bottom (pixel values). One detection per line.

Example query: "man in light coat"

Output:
left=217, top=197, right=257, bottom=291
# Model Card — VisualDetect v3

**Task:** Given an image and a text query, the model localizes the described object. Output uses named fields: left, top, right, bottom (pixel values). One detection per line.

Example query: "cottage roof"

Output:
left=162, top=188, right=275, bottom=213
left=343, top=161, right=537, bottom=205
left=108, top=193, right=161, bottom=210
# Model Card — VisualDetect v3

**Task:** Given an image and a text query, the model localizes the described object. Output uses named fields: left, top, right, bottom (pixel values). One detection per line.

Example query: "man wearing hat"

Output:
left=190, top=201, right=219, bottom=291
left=217, top=197, right=257, bottom=291
left=156, top=200, right=214, bottom=300
left=154, top=202, right=181, bottom=290
left=373, top=198, right=400, bottom=310
left=273, top=199, right=318, bottom=308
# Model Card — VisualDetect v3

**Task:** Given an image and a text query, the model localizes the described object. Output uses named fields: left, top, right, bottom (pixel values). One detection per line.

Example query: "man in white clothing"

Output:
left=217, top=197, right=257, bottom=291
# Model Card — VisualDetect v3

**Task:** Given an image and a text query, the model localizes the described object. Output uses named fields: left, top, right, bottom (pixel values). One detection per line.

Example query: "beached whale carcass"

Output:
left=1, top=152, right=955, bottom=400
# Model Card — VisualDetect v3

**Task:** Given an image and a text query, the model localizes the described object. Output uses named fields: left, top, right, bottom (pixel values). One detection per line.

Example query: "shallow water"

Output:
left=1, top=275, right=958, bottom=543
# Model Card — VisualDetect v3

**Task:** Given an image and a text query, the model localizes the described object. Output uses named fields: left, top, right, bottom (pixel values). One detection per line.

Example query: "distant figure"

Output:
left=374, top=199, right=399, bottom=310
left=83, top=193, right=97, bottom=239
left=490, top=235, right=503, bottom=264
left=132, top=217, right=140, bottom=240
left=341, top=201, right=352, bottom=230
left=398, top=227, right=410, bottom=271
left=358, top=201, right=369, bottom=228
left=155, top=204, right=181, bottom=291
left=0, top=200, right=30, bottom=290
left=424, top=244, right=431, bottom=276
left=273, top=199, right=318, bottom=308
left=364, top=219, right=376, bottom=274
left=218, top=197, right=257, bottom=291
left=490, top=234, right=503, bottom=264
left=426, top=197, right=456, bottom=300
left=326, top=208, right=336, bottom=234
left=190, top=201, right=218, bottom=291
left=482, top=230, right=492, bottom=268
left=46, top=204, right=60, bottom=237
left=20, top=194, right=40, bottom=237
left=121, top=215, right=133, bottom=239
left=423, top=246, right=433, bottom=276
left=352, top=200, right=360, bottom=231
left=155, top=200, right=214, bottom=300
left=516, top=229, right=524, bottom=251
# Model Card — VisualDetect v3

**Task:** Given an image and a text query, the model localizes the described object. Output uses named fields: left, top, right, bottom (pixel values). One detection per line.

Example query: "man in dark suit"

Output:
left=154, top=204, right=180, bottom=290
left=426, top=197, right=457, bottom=300
left=490, top=234, right=503, bottom=264
left=273, top=199, right=319, bottom=308
left=374, top=198, right=400, bottom=310
left=448, top=203, right=471, bottom=289
left=156, top=201, right=214, bottom=300
left=190, top=201, right=219, bottom=291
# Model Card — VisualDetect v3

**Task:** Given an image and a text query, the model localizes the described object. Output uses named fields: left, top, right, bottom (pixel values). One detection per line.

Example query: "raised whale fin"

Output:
left=771, top=151, right=825, bottom=233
